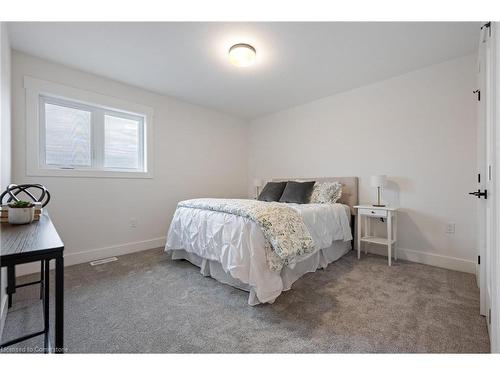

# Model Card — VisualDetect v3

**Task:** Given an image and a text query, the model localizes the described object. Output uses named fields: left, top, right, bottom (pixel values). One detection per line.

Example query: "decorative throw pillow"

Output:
left=279, top=181, right=316, bottom=204
left=258, top=181, right=287, bottom=202
left=309, top=182, right=343, bottom=204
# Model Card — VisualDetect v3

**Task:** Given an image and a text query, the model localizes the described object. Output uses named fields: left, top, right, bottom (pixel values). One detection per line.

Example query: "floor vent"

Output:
left=90, top=257, right=118, bottom=266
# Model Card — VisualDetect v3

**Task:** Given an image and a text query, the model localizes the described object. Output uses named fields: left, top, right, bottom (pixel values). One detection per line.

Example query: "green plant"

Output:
left=9, top=200, right=34, bottom=208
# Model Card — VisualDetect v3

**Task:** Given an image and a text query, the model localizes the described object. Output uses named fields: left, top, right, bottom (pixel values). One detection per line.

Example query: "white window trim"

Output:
left=25, top=76, right=154, bottom=179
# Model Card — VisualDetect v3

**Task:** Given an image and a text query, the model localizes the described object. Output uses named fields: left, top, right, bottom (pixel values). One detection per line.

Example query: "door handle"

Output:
left=469, top=189, right=488, bottom=199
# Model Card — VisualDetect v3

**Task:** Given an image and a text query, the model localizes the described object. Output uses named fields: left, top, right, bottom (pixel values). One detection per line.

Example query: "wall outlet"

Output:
left=446, top=223, right=455, bottom=234
left=129, top=217, right=137, bottom=228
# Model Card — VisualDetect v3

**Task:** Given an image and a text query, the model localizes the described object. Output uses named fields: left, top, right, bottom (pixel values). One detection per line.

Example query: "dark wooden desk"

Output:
left=0, top=211, right=64, bottom=353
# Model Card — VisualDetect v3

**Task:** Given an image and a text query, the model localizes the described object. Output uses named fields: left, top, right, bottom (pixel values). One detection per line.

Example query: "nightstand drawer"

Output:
left=358, top=208, right=387, bottom=218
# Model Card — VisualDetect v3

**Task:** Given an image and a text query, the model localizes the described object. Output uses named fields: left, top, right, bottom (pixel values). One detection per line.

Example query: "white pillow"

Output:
left=310, top=182, right=342, bottom=204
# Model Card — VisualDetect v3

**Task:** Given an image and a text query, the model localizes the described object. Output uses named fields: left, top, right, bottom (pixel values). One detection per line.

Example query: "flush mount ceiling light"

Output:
left=228, top=43, right=256, bottom=67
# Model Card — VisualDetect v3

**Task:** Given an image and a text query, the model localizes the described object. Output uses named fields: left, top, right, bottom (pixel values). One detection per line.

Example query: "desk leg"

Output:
left=7, top=265, right=15, bottom=308
left=43, top=260, right=50, bottom=353
left=40, top=261, right=44, bottom=300
left=55, top=255, right=64, bottom=353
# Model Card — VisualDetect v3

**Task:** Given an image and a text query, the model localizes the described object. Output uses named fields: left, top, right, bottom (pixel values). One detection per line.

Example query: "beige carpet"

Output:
left=1, top=248, right=489, bottom=353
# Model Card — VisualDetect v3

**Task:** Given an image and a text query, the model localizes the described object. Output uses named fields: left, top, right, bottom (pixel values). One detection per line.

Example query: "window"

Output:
left=42, top=98, right=93, bottom=168
left=40, top=96, right=145, bottom=172
left=25, top=76, right=153, bottom=178
left=104, top=113, right=142, bottom=170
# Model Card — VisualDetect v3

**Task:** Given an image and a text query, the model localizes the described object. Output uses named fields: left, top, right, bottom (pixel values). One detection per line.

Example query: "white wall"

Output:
left=248, top=54, right=477, bottom=273
left=9, top=51, right=478, bottom=276
left=0, top=26, right=10, bottom=190
left=0, top=22, right=12, bottom=339
left=11, top=51, right=248, bottom=273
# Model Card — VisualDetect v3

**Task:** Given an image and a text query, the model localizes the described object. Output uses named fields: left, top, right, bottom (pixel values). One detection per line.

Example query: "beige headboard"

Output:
left=271, top=177, right=359, bottom=215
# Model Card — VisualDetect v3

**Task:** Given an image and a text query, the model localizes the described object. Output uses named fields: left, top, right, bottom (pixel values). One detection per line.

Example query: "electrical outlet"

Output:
left=446, top=223, right=455, bottom=234
left=129, top=217, right=137, bottom=228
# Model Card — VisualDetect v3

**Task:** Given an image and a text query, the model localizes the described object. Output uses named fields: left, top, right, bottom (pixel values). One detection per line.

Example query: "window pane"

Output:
left=45, top=103, right=92, bottom=166
left=104, top=115, right=141, bottom=169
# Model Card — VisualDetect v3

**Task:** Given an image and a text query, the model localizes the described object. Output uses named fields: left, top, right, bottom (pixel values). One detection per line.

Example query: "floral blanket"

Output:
left=177, top=198, right=315, bottom=271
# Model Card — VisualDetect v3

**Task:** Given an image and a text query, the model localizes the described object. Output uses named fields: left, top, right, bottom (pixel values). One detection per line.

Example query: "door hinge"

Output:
left=473, top=89, right=481, bottom=101
left=478, top=255, right=480, bottom=265
left=478, top=173, right=481, bottom=183
left=489, top=309, right=491, bottom=325
left=481, top=22, right=491, bottom=37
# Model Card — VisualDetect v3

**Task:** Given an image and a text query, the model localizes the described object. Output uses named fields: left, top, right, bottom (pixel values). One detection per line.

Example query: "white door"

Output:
left=475, top=22, right=495, bottom=334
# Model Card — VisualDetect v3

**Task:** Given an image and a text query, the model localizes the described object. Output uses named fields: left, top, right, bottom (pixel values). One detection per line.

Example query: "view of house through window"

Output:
left=104, top=114, right=142, bottom=169
left=44, top=102, right=92, bottom=167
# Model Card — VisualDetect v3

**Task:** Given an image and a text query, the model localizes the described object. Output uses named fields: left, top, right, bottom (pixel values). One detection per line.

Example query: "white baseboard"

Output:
left=14, top=237, right=167, bottom=276
left=363, top=244, right=476, bottom=274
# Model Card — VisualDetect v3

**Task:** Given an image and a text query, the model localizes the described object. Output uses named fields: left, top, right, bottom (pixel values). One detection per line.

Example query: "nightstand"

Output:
left=354, top=205, right=398, bottom=266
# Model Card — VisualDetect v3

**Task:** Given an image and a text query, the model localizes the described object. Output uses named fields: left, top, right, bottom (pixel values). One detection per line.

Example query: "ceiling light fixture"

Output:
left=228, top=43, right=256, bottom=67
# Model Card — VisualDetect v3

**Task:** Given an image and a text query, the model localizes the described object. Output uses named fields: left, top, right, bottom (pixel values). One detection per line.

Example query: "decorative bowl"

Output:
left=8, top=206, right=35, bottom=225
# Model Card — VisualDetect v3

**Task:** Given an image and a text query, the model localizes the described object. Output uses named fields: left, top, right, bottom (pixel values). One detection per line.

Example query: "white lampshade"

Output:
left=370, top=175, right=387, bottom=188
left=253, top=178, right=263, bottom=187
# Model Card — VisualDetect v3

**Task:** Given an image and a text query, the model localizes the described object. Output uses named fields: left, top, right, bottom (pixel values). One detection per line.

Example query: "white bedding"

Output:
left=165, top=202, right=352, bottom=304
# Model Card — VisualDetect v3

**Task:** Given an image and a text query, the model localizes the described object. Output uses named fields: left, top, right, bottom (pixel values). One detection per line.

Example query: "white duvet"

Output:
left=165, top=202, right=352, bottom=303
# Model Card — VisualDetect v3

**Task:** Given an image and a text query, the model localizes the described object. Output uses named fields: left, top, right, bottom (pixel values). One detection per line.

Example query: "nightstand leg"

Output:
left=357, top=213, right=361, bottom=259
left=364, top=216, right=369, bottom=255
left=387, top=212, right=392, bottom=266
left=394, top=213, right=397, bottom=260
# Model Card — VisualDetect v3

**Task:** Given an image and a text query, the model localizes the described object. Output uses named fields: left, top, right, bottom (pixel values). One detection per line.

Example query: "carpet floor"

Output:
left=1, top=248, right=489, bottom=353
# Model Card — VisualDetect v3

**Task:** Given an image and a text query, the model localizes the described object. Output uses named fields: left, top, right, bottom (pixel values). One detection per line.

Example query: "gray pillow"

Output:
left=279, top=181, right=316, bottom=204
left=258, top=182, right=287, bottom=202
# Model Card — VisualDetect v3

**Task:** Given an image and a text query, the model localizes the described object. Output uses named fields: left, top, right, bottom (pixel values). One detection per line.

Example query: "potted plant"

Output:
left=8, top=201, right=35, bottom=225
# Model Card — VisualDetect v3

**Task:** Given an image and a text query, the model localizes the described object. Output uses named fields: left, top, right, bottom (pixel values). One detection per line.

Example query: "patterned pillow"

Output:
left=309, top=182, right=343, bottom=204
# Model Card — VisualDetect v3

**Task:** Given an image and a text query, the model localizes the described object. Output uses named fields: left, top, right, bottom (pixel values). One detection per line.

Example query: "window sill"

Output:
left=27, top=167, right=153, bottom=179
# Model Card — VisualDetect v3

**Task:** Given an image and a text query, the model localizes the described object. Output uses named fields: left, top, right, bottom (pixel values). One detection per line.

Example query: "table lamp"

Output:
left=371, top=175, right=387, bottom=207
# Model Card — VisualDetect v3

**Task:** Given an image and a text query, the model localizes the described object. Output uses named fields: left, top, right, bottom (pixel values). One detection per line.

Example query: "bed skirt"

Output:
left=168, top=240, right=351, bottom=305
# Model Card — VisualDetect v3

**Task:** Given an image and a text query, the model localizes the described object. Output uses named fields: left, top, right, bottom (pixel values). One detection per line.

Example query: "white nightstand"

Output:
left=354, top=205, right=398, bottom=266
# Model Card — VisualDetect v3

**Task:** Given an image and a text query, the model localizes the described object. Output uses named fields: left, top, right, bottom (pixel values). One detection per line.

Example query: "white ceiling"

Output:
left=8, top=22, right=479, bottom=119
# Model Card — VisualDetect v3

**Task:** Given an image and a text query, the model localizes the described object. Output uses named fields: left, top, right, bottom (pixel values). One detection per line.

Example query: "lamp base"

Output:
left=372, top=204, right=386, bottom=207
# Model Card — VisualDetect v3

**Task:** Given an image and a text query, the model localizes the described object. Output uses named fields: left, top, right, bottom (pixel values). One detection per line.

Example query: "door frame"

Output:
left=492, top=21, right=500, bottom=353
left=479, top=21, right=499, bottom=353
left=477, top=36, right=487, bottom=318
left=478, top=21, right=495, bottom=331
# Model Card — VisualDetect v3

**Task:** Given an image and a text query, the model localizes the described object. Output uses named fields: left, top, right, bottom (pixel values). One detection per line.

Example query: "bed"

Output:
left=165, top=177, right=358, bottom=305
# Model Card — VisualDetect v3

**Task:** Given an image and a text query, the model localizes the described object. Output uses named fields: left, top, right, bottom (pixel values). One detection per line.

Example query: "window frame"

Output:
left=25, top=76, right=154, bottom=179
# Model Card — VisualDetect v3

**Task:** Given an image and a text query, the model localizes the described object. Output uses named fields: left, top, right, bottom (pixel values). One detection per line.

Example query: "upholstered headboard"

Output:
left=271, top=177, right=359, bottom=215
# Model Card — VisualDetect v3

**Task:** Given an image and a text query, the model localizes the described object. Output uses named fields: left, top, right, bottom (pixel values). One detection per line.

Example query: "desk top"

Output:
left=1, top=211, right=64, bottom=261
